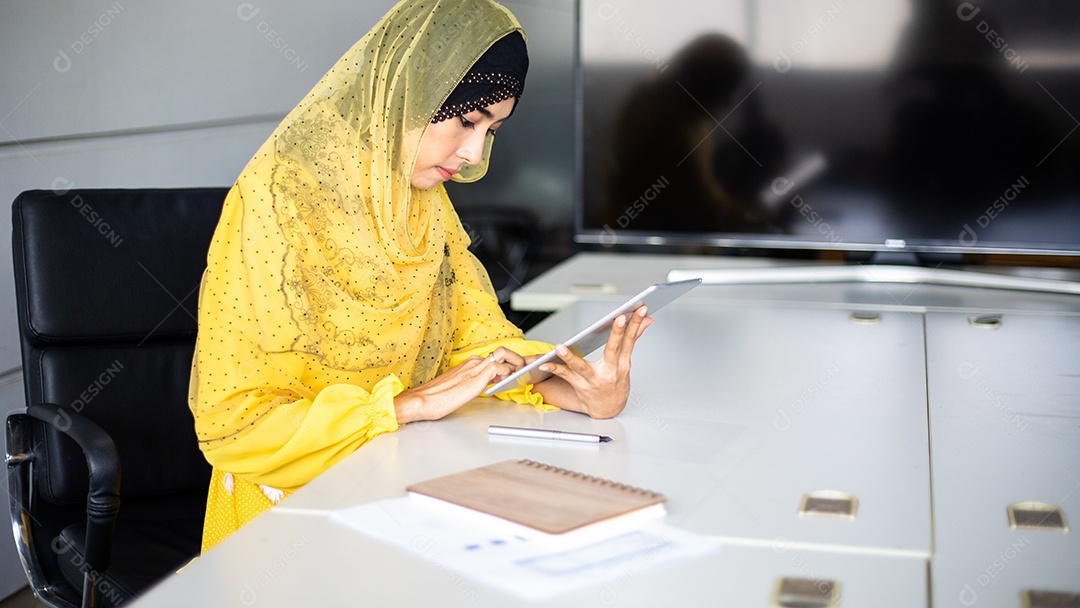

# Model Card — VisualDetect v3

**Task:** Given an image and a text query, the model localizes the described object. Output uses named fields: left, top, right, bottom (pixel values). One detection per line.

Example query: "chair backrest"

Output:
left=13, top=190, right=223, bottom=505
left=12, top=188, right=225, bottom=507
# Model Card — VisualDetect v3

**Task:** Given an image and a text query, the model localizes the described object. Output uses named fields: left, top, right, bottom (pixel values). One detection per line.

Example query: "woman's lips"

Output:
left=436, top=166, right=458, bottom=181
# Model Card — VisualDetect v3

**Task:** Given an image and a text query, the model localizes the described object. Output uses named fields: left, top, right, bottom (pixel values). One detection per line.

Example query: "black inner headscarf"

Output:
left=433, top=31, right=529, bottom=123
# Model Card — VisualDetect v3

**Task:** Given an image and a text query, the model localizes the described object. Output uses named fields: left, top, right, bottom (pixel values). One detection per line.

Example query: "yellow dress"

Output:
left=188, top=0, right=549, bottom=552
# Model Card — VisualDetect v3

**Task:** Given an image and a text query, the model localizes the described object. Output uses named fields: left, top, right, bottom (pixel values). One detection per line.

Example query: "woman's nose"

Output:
left=457, top=130, right=487, bottom=165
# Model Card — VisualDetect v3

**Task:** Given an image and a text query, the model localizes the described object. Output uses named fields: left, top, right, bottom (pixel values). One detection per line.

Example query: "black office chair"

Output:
left=6, top=188, right=227, bottom=608
left=457, top=205, right=543, bottom=305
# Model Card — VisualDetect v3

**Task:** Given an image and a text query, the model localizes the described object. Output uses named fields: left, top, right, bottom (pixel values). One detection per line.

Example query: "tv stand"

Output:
left=667, top=264, right=1080, bottom=296
left=510, top=252, right=1080, bottom=313
left=838, top=249, right=967, bottom=267
left=864, top=250, right=924, bottom=266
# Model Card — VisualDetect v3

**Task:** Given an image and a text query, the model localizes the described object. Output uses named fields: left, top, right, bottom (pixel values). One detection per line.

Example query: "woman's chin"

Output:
left=410, top=173, right=444, bottom=191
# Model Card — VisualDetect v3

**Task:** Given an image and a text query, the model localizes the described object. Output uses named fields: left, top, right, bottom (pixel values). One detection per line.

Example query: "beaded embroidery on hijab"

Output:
left=432, top=31, right=529, bottom=124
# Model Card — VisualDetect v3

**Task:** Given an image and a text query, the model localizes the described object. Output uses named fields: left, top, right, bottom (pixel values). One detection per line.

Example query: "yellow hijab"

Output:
left=191, top=0, right=547, bottom=453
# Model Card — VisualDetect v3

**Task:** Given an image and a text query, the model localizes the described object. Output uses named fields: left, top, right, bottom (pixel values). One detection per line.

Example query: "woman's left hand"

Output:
left=532, top=306, right=653, bottom=418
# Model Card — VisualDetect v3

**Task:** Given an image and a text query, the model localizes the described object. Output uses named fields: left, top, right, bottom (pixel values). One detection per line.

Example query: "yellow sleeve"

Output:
left=450, top=336, right=559, bottom=411
left=198, top=375, right=402, bottom=492
left=192, top=274, right=405, bottom=492
left=442, top=216, right=559, bottom=410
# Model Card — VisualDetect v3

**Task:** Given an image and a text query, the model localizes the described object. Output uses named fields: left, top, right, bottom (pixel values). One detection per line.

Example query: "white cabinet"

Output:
left=926, top=312, right=1080, bottom=606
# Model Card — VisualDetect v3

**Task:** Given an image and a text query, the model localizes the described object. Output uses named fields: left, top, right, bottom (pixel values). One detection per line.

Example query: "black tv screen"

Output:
left=576, top=0, right=1080, bottom=255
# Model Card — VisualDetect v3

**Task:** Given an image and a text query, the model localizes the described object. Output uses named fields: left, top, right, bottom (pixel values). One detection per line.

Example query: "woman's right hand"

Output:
left=393, top=347, right=524, bottom=424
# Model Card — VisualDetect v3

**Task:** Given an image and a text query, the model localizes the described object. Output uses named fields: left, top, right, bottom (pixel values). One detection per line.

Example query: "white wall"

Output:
left=0, top=0, right=400, bottom=374
left=0, top=0, right=576, bottom=598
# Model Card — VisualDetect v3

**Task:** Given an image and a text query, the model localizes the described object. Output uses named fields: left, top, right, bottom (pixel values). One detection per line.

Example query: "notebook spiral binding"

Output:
left=518, top=459, right=664, bottom=498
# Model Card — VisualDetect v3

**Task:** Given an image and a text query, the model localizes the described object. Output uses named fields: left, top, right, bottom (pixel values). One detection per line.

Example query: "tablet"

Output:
left=483, top=278, right=701, bottom=396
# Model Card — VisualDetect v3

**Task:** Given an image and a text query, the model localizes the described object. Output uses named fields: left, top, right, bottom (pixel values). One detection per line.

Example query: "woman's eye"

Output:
left=459, top=116, right=475, bottom=129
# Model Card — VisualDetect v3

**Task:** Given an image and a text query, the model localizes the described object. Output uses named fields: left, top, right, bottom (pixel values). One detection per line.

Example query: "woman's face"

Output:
left=411, top=97, right=516, bottom=190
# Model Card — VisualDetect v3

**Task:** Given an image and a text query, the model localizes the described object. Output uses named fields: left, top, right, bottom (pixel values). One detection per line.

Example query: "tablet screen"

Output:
left=483, top=278, right=701, bottom=396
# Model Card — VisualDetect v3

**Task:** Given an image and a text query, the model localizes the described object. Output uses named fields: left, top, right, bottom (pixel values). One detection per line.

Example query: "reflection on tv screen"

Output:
left=577, top=0, right=1080, bottom=254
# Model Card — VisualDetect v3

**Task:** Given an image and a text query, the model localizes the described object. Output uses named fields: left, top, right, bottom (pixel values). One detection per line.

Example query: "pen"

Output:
left=487, top=425, right=613, bottom=444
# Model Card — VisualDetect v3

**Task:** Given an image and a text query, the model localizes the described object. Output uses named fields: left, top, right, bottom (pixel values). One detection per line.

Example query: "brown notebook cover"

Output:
left=405, top=459, right=667, bottom=534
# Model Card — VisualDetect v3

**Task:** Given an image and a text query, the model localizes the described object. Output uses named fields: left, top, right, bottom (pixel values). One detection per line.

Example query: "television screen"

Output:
left=576, top=0, right=1080, bottom=255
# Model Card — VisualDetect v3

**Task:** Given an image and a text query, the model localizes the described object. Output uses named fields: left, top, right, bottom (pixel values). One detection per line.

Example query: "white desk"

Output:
left=130, top=397, right=929, bottom=607
left=128, top=254, right=1080, bottom=607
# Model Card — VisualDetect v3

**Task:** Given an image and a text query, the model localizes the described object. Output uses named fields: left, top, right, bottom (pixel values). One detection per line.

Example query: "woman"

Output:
left=190, top=0, right=651, bottom=552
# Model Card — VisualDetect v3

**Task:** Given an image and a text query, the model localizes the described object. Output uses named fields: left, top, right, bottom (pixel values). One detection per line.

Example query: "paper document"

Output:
left=330, top=495, right=719, bottom=602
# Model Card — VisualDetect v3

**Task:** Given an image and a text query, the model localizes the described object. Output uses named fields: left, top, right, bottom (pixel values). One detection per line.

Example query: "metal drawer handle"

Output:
left=773, top=577, right=840, bottom=608
left=849, top=311, right=881, bottom=324
left=1008, top=501, right=1068, bottom=532
left=968, top=314, right=1003, bottom=329
left=1022, top=589, right=1080, bottom=608
left=799, top=490, right=858, bottom=519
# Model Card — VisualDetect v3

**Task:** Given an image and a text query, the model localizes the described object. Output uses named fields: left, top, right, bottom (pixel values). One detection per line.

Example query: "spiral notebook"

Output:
left=405, top=459, right=667, bottom=535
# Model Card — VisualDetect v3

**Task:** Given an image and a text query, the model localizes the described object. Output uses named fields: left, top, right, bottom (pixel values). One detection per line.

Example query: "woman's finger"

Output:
left=485, top=359, right=517, bottom=382
left=541, top=344, right=590, bottom=381
left=617, top=306, right=651, bottom=360
left=488, top=346, right=526, bottom=370
left=557, top=344, right=591, bottom=376
left=635, top=315, right=654, bottom=339
left=619, top=307, right=648, bottom=351
left=599, top=311, right=633, bottom=366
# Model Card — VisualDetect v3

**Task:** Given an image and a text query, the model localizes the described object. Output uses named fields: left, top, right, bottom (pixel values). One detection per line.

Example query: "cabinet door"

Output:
left=926, top=312, right=1080, bottom=606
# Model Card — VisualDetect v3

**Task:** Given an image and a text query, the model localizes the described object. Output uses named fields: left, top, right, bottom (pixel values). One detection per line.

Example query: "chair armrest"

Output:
left=5, top=413, right=51, bottom=603
left=27, top=403, right=121, bottom=578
